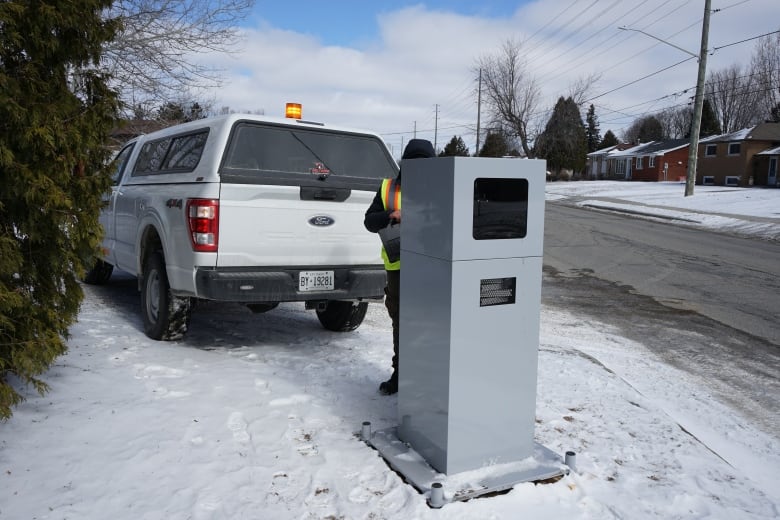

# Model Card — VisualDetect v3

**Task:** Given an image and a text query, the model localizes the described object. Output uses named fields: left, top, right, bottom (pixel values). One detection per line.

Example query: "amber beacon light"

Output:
left=285, top=103, right=302, bottom=119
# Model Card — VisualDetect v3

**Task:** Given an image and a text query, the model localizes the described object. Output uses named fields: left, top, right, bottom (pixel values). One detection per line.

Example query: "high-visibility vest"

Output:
left=379, top=178, right=401, bottom=271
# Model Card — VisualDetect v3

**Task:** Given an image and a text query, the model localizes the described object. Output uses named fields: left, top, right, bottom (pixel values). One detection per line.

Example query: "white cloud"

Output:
left=195, top=0, right=779, bottom=155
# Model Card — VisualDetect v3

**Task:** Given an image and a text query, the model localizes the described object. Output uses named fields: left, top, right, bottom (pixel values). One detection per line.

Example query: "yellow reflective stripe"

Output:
left=378, top=178, right=401, bottom=270
left=381, top=178, right=401, bottom=211
left=381, top=178, right=391, bottom=209
left=382, top=248, right=400, bottom=270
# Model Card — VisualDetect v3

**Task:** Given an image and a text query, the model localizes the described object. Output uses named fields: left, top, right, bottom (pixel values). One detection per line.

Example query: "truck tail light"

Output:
left=186, top=199, right=219, bottom=252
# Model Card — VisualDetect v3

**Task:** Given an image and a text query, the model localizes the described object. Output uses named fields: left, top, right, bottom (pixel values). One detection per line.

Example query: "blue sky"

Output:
left=198, top=0, right=780, bottom=157
left=251, top=1, right=526, bottom=47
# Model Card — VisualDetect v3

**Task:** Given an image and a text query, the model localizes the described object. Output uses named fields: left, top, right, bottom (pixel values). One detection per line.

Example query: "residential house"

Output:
left=603, top=139, right=688, bottom=181
left=697, top=122, right=780, bottom=187
left=755, top=145, right=779, bottom=187
left=605, top=143, right=642, bottom=179
left=628, top=139, right=689, bottom=182
left=586, top=143, right=635, bottom=179
left=586, top=145, right=618, bottom=179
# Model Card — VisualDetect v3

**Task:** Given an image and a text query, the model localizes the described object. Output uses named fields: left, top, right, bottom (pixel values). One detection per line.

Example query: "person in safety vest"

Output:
left=364, top=139, right=435, bottom=395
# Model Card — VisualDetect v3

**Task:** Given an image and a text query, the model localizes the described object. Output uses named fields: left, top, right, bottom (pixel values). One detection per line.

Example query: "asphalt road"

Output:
left=543, top=202, right=780, bottom=346
left=541, top=201, right=780, bottom=435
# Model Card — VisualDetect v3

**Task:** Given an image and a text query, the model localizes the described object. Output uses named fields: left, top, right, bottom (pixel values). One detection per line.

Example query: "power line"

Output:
left=535, top=1, right=699, bottom=91
left=381, top=6, right=777, bottom=142
left=586, top=56, right=696, bottom=103
left=521, top=0, right=581, bottom=48
left=381, top=122, right=472, bottom=137
left=712, top=29, right=780, bottom=52
left=713, top=0, right=752, bottom=11
left=525, top=0, right=622, bottom=67
left=535, top=0, right=656, bottom=83
left=591, top=29, right=780, bottom=115
left=521, top=0, right=598, bottom=58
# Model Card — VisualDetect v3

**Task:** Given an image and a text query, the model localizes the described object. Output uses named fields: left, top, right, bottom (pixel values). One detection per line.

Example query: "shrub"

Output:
left=0, top=0, right=120, bottom=419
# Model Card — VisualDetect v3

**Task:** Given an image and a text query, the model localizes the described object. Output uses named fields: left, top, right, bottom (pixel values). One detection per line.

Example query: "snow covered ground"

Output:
left=1, top=181, right=778, bottom=519
left=546, top=180, right=780, bottom=242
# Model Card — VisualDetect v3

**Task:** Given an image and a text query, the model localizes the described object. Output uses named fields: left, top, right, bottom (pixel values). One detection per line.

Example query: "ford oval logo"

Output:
left=309, top=215, right=335, bottom=227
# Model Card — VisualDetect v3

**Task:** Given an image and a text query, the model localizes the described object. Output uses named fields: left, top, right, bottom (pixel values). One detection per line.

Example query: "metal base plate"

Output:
left=365, top=426, right=566, bottom=506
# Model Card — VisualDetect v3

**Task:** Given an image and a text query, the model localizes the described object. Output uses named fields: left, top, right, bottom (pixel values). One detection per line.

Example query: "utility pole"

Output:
left=476, top=68, right=482, bottom=156
left=685, top=0, right=711, bottom=197
left=619, top=1, right=711, bottom=196
left=434, top=104, right=439, bottom=152
left=414, top=121, right=417, bottom=138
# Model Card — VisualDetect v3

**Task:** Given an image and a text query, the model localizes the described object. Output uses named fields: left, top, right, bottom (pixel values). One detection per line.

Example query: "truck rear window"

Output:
left=220, top=122, right=398, bottom=189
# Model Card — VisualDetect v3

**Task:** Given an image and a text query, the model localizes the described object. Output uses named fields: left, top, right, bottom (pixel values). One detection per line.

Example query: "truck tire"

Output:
left=83, top=258, right=113, bottom=285
left=141, top=252, right=192, bottom=340
left=316, top=301, right=368, bottom=332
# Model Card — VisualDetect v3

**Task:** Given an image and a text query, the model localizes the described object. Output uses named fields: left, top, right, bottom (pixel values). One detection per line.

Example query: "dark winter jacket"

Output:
left=363, top=138, right=435, bottom=233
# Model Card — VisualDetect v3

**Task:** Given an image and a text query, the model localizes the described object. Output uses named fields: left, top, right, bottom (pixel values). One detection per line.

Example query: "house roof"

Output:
left=608, top=142, right=653, bottom=157
left=587, top=145, right=619, bottom=157
left=716, top=128, right=752, bottom=142
left=757, top=145, right=780, bottom=156
left=608, top=139, right=689, bottom=158
left=638, top=139, right=689, bottom=155
left=703, top=122, right=780, bottom=143
left=748, top=122, right=780, bottom=141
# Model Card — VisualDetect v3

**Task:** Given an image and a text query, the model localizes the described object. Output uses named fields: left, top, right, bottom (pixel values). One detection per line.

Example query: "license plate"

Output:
left=298, top=270, right=334, bottom=292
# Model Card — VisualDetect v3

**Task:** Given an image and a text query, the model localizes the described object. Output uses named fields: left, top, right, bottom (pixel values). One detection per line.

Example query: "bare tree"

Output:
left=656, top=105, right=692, bottom=139
left=567, top=73, right=602, bottom=108
left=103, top=0, right=253, bottom=113
left=750, top=31, right=780, bottom=122
left=705, top=64, right=763, bottom=133
left=476, top=40, right=541, bottom=157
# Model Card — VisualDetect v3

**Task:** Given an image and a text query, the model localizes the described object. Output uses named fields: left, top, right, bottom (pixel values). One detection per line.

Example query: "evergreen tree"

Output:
left=585, top=104, right=601, bottom=152
left=157, top=101, right=208, bottom=123
left=535, top=97, right=587, bottom=174
left=440, top=136, right=470, bottom=157
left=158, top=102, right=186, bottom=122
left=478, top=131, right=510, bottom=157
left=771, top=103, right=780, bottom=123
left=624, top=115, right=664, bottom=143
left=698, top=99, right=722, bottom=137
left=188, top=102, right=206, bottom=122
left=599, top=130, right=619, bottom=149
left=639, top=116, right=664, bottom=141
left=0, top=0, right=120, bottom=418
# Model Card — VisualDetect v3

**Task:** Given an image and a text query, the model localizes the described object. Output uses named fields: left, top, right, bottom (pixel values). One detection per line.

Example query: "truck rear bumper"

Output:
left=194, top=265, right=387, bottom=302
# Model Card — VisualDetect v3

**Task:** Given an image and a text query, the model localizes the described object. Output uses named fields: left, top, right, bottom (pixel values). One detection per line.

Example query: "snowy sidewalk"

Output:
left=0, top=277, right=778, bottom=519
left=0, top=181, right=778, bottom=518
left=546, top=181, right=780, bottom=242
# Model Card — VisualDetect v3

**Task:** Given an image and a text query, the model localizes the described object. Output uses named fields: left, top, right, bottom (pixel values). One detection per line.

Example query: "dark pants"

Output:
left=384, top=269, right=400, bottom=374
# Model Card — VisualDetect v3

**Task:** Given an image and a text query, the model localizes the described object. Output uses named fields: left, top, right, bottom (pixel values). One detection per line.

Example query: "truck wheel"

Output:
left=141, top=252, right=192, bottom=340
left=83, top=259, right=113, bottom=285
left=316, top=301, right=368, bottom=332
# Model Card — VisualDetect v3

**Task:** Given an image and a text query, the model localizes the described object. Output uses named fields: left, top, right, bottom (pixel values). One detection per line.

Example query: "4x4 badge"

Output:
left=309, top=215, right=334, bottom=227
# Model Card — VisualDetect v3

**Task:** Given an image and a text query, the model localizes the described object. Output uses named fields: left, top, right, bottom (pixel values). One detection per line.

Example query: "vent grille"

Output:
left=480, top=277, right=516, bottom=307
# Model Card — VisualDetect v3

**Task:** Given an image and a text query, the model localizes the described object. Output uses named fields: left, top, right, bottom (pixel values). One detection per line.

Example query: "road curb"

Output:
left=580, top=203, right=701, bottom=223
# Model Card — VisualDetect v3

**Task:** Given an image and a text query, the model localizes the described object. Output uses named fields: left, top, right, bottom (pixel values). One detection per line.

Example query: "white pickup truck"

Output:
left=85, top=111, right=397, bottom=340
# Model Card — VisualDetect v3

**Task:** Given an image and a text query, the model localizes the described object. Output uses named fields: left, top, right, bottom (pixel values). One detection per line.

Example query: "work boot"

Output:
left=379, top=372, right=398, bottom=395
